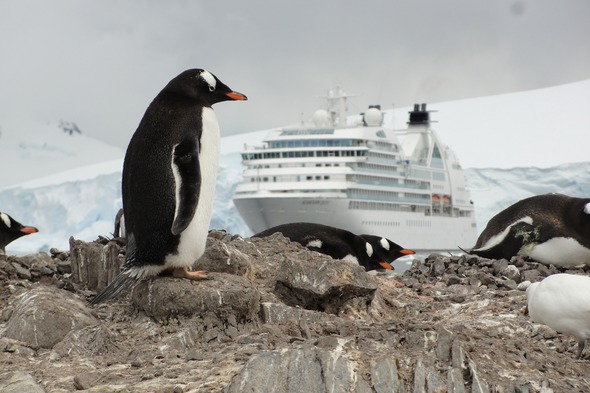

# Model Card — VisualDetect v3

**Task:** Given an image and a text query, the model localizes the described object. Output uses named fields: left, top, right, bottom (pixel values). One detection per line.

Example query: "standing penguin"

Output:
left=0, top=212, right=38, bottom=253
left=467, top=193, right=590, bottom=267
left=253, top=222, right=414, bottom=271
left=91, top=69, right=246, bottom=304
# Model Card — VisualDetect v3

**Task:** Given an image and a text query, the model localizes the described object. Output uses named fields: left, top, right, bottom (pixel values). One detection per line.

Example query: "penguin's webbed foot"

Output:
left=172, top=266, right=209, bottom=280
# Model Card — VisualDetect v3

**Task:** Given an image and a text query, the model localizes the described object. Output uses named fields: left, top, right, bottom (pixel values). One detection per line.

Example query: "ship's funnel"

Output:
left=408, top=103, right=431, bottom=125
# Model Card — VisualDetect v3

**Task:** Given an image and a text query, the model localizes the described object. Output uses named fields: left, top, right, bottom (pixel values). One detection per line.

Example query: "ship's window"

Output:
left=432, top=144, right=442, bottom=158
left=315, top=176, right=321, bottom=180
left=324, top=176, right=330, bottom=180
left=306, top=176, right=312, bottom=180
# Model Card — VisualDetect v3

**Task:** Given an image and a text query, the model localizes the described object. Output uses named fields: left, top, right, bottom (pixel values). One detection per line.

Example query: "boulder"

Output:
left=274, top=252, right=378, bottom=314
left=3, top=285, right=98, bottom=349
left=0, top=371, right=44, bottom=393
left=131, top=273, right=260, bottom=323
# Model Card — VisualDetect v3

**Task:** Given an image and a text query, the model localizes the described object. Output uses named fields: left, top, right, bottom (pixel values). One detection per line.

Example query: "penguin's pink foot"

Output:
left=171, top=266, right=208, bottom=280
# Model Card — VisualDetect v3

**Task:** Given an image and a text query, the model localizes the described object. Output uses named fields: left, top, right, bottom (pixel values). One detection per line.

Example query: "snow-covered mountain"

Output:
left=1, top=120, right=123, bottom=187
left=1, top=80, right=589, bottom=254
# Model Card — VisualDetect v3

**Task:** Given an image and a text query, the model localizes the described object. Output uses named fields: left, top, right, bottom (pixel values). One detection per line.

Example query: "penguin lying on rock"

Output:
left=526, top=274, right=590, bottom=359
left=253, top=222, right=414, bottom=271
left=0, top=212, right=38, bottom=254
left=467, top=193, right=590, bottom=267
left=91, top=69, right=246, bottom=304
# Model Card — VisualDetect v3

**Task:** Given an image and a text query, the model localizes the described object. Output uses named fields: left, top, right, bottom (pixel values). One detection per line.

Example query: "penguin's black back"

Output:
left=122, top=81, right=204, bottom=268
left=253, top=222, right=362, bottom=260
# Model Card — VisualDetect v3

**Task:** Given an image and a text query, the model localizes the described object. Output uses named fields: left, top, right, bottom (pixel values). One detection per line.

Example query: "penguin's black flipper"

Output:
left=171, top=138, right=201, bottom=236
left=90, top=272, right=140, bottom=304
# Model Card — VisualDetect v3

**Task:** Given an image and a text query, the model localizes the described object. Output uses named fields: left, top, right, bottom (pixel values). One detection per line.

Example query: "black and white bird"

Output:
left=253, top=222, right=414, bottom=271
left=467, top=194, right=590, bottom=267
left=0, top=212, right=38, bottom=254
left=91, top=69, right=246, bottom=304
left=526, top=273, right=590, bottom=359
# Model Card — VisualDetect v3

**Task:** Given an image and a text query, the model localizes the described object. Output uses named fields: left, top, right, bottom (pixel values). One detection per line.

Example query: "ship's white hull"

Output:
left=234, top=196, right=478, bottom=251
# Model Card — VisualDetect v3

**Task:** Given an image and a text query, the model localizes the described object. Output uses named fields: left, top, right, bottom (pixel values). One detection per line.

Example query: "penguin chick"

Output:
left=91, top=69, right=246, bottom=304
left=0, top=212, right=38, bottom=254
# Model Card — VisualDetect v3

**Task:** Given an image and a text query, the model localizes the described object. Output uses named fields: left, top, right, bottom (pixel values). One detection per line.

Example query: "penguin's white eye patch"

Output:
left=584, top=202, right=590, bottom=214
left=200, top=70, right=216, bottom=92
left=366, top=243, right=373, bottom=257
left=1, top=213, right=11, bottom=228
left=380, top=238, right=390, bottom=250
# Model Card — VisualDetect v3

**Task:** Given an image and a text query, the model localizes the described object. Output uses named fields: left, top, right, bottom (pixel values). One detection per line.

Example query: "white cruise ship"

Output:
left=233, top=88, right=477, bottom=251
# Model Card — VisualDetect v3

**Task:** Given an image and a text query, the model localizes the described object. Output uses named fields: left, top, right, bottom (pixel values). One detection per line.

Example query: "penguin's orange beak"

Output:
left=20, top=226, right=38, bottom=235
left=379, top=262, right=394, bottom=270
left=226, top=91, right=248, bottom=101
left=400, top=249, right=415, bottom=255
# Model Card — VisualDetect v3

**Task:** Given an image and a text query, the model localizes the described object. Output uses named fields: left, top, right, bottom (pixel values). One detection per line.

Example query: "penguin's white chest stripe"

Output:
left=166, top=107, right=220, bottom=268
left=475, top=216, right=533, bottom=251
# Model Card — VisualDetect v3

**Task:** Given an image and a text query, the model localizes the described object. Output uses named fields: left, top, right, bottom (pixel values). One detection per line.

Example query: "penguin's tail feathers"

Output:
left=90, top=271, right=140, bottom=304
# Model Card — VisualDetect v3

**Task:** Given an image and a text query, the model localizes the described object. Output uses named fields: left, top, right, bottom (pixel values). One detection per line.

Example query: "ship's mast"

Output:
left=323, top=86, right=351, bottom=128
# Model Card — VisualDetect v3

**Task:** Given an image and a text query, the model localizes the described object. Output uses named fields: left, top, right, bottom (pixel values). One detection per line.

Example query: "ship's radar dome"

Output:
left=312, top=109, right=330, bottom=127
left=364, top=107, right=383, bottom=126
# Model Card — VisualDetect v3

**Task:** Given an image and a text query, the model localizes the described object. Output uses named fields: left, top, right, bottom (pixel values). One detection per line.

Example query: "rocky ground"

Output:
left=1, top=231, right=590, bottom=393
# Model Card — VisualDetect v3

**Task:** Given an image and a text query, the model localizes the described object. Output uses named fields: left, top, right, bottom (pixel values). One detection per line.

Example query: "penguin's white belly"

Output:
left=526, top=237, right=590, bottom=267
left=165, top=107, right=220, bottom=268
left=527, top=274, right=590, bottom=340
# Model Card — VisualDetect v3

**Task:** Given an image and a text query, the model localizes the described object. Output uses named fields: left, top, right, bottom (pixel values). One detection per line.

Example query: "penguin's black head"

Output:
left=164, top=69, right=247, bottom=106
left=0, top=212, right=39, bottom=252
left=359, top=234, right=415, bottom=270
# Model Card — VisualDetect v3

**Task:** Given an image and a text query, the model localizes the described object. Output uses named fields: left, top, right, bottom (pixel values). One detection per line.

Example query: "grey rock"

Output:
left=53, top=324, right=117, bottom=357
left=447, top=367, right=466, bottom=393
left=274, top=253, right=377, bottom=313
left=493, top=259, right=508, bottom=275
left=69, top=237, right=123, bottom=291
left=521, top=269, right=540, bottom=283
left=261, top=302, right=336, bottom=325
left=435, top=326, right=454, bottom=361
left=370, top=355, right=403, bottom=393
left=0, top=371, right=44, bottom=393
left=194, top=235, right=252, bottom=276
left=501, top=265, right=521, bottom=281
left=226, top=344, right=368, bottom=393
left=132, top=273, right=260, bottom=323
left=10, top=262, right=31, bottom=280
left=3, top=285, right=98, bottom=349
left=470, top=358, right=490, bottom=393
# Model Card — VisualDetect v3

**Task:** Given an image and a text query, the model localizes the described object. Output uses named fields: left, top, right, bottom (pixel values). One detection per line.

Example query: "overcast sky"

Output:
left=1, top=1, right=590, bottom=165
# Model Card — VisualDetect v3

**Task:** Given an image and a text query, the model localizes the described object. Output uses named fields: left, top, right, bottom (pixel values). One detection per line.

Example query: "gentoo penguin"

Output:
left=91, top=69, right=246, bottom=304
left=0, top=212, right=38, bottom=253
left=526, top=274, right=590, bottom=359
left=467, top=194, right=590, bottom=267
left=253, top=222, right=414, bottom=271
